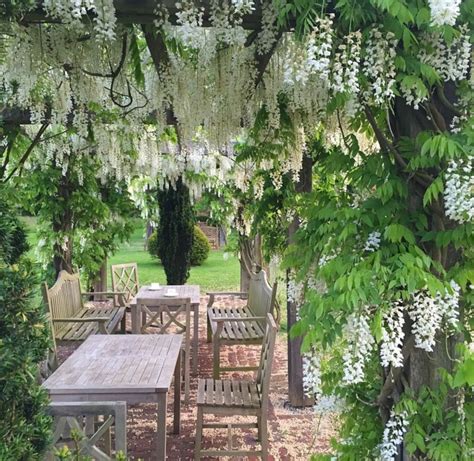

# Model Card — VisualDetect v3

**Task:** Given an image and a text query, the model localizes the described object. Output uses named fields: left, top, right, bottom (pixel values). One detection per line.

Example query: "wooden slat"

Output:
left=197, top=379, right=206, bottom=405
left=232, top=380, right=242, bottom=406
left=215, top=380, right=223, bottom=405
left=206, top=378, right=214, bottom=405
left=223, top=380, right=232, bottom=406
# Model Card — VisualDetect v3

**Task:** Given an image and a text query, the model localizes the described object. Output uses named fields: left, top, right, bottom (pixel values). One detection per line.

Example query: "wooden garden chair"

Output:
left=111, top=263, right=140, bottom=332
left=195, top=313, right=278, bottom=460
left=45, top=401, right=127, bottom=461
left=136, top=296, right=192, bottom=403
left=207, top=269, right=277, bottom=378
left=43, top=271, right=126, bottom=342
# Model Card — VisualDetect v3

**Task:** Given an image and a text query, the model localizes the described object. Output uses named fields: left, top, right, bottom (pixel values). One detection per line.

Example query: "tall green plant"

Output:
left=157, top=177, right=194, bottom=284
left=0, top=189, right=51, bottom=460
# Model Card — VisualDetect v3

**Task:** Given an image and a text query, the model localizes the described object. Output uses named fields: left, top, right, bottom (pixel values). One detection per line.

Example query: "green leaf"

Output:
left=423, top=177, right=444, bottom=207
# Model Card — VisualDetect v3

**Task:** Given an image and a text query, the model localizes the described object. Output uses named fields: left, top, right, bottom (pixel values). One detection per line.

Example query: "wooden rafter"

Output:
left=5, top=0, right=266, bottom=29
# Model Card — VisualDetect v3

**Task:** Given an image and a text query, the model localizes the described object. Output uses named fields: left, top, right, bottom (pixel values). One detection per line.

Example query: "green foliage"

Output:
left=17, top=152, right=135, bottom=284
left=191, top=225, right=211, bottom=266
left=0, top=199, right=29, bottom=264
left=148, top=225, right=210, bottom=266
left=0, top=188, right=51, bottom=460
left=397, top=370, right=474, bottom=460
left=157, top=177, right=194, bottom=284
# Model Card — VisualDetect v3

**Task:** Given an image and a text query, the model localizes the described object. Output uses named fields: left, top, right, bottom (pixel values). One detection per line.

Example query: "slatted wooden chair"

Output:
left=207, top=269, right=277, bottom=378
left=136, top=296, right=192, bottom=403
left=111, top=263, right=140, bottom=332
left=45, top=401, right=127, bottom=461
left=195, top=313, right=277, bottom=460
left=43, top=271, right=126, bottom=342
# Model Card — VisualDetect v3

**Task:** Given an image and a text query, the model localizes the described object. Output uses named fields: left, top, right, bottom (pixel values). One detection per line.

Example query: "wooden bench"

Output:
left=195, top=313, right=278, bottom=460
left=207, top=270, right=277, bottom=379
left=43, top=271, right=126, bottom=342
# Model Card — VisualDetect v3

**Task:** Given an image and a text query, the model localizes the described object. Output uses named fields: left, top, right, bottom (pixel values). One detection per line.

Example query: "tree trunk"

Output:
left=52, top=171, right=74, bottom=277
left=287, top=154, right=314, bottom=407
left=238, top=233, right=263, bottom=292
left=381, top=90, right=463, bottom=459
left=91, top=259, right=107, bottom=301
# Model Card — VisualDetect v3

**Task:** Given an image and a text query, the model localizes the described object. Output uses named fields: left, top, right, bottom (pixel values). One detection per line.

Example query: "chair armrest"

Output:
left=82, top=291, right=127, bottom=306
left=206, top=291, right=248, bottom=308
left=82, top=291, right=126, bottom=297
left=213, top=316, right=266, bottom=322
left=53, top=317, right=109, bottom=322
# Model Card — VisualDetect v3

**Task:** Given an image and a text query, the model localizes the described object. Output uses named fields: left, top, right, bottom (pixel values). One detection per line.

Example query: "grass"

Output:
left=109, top=224, right=240, bottom=292
left=23, top=218, right=240, bottom=293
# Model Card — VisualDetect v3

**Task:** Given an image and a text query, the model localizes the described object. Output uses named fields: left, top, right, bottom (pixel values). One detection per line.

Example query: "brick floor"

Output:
left=57, top=296, right=336, bottom=460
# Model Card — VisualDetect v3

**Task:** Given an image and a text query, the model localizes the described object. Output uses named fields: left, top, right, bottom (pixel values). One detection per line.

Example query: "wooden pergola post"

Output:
left=287, top=153, right=313, bottom=407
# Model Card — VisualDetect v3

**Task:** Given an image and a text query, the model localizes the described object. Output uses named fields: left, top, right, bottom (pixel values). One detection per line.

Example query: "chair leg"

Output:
left=212, top=338, right=220, bottom=380
left=260, top=412, right=269, bottom=460
left=195, top=407, right=203, bottom=460
left=121, top=312, right=127, bottom=334
left=206, top=316, right=212, bottom=343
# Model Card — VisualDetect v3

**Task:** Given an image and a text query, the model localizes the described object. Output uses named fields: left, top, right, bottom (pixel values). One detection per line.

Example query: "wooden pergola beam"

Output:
left=6, top=0, right=266, bottom=29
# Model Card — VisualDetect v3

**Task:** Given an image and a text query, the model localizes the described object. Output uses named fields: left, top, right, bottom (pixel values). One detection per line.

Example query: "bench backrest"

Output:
left=111, top=263, right=139, bottom=304
left=247, top=270, right=277, bottom=321
left=42, top=271, right=84, bottom=323
left=256, top=313, right=278, bottom=408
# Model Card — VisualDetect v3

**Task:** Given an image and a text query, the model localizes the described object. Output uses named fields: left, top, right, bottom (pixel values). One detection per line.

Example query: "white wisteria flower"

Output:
left=342, top=310, right=375, bottom=384
left=380, top=410, right=409, bottom=460
left=444, top=155, right=474, bottom=224
left=364, top=231, right=381, bottom=252
left=380, top=301, right=405, bottom=368
left=428, top=0, right=461, bottom=26
left=303, top=348, right=322, bottom=399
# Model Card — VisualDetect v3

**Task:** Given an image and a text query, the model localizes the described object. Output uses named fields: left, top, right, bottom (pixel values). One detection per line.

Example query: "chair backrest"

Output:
left=137, top=296, right=192, bottom=335
left=111, top=263, right=139, bottom=304
left=45, top=401, right=127, bottom=461
left=247, top=270, right=277, bottom=321
left=256, top=313, right=278, bottom=407
left=42, top=271, right=84, bottom=323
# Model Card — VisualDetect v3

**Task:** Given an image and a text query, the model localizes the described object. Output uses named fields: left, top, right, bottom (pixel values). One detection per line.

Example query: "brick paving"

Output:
left=57, top=296, right=336, bottom=460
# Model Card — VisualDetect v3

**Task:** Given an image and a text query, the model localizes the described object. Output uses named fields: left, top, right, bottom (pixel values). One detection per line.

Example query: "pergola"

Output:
left=0, top=0, right=310, bottom=406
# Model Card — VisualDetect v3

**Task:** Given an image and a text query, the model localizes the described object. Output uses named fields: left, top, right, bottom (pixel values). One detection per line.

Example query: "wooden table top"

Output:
left=133, top=284, right=201, bottom=306
left=43, top=335, right=183, bottom=395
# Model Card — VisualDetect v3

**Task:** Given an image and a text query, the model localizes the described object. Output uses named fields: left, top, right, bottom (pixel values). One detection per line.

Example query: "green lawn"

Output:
left=109, top=224, right=240, bottom=292
left=23, top=218, right=240, bottom=292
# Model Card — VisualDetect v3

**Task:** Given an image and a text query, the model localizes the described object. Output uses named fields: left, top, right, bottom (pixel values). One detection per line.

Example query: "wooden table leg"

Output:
left=157, top=393, right=167, bottom=461
left=131, top=303, right=141, bottom=334
left=173, top=350, right=181, bottom=434
left=193, top=303, right=199, bottom=373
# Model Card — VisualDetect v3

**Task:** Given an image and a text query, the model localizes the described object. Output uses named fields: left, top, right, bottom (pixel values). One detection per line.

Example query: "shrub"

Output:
left=157, top=178, right=194, bottom=284
left=0, top=195, right=51, bottom=459
left=148, top=225, right=211, bottom=266
left=191, top=226, right=211, bottom=266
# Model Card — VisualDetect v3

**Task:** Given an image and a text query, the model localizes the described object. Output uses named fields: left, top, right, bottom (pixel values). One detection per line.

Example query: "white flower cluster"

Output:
left=303, top=348, right=322, bottom=399
left=175, top=1, right=206, bottom=50
left=42, top=0, right=116, bottom=40
left=409, top=282, right=460, bottom=352
left=419, top=27, right=471, bottom=82
left=256, top=0, right=279, bottom=55
left=364, top=231, right=381, bottom=252
left=362, top=28, right=397, bottom=106
left=342, top=310, right=375, bottom=384
left=445, top=155, right=474, bottom=224
left=428, top=0, right=461, bottom=26
left=313, top=394, right=343, bottom=414
left=306, top=15, right=334, bottom=82
left=287, top=276, right=304, bottom=304
left=331, top=31, right=362, bottom=96
left=380, top=411, right=409, bottom=461
left=380, top=301, right=405, bottom=368
left=231, top=0, right=255, bottom=15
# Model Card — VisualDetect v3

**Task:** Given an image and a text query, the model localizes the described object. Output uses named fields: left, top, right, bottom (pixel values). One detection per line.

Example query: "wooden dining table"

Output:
left=131, top=284, right=201, bottom=372
left=42, top=334, right=183, bottom=461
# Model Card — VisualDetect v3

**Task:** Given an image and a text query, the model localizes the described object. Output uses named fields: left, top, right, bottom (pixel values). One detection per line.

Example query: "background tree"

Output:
left=157, top=176, right=194, bottom=284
